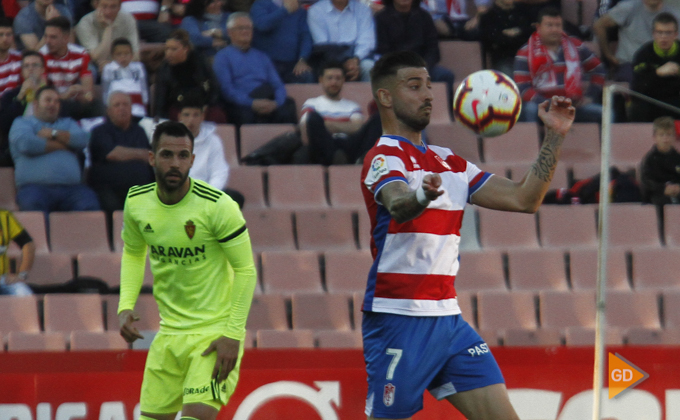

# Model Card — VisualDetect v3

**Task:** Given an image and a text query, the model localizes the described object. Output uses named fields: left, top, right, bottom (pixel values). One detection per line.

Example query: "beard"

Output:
left=155, top=168, right=189, bottom=192
left=394, top=100, right=431, bottom=132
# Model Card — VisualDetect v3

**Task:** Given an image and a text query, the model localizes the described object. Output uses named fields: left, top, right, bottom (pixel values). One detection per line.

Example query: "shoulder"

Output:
left=9, top=50, right=22, bottom=60
left=191, top=179, right=226, bottom=204
left=126, top=182, right=156, bottom=201
left=77, top=11, right=96, bottom=27
left=67, top=43, right=89, bottom=55
left=38, top=44, right=49, bottom=55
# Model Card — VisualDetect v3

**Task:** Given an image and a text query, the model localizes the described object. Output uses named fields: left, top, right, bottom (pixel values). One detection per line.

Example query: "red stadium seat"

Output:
left=105, top=294, right=160, bottom=332
left=426, top=123, right=481, bottom=164
left=261, top=251, right=323, bottom=294
left=43, top=294, right=105, bottom=334
left=228, top=166, right=267, bottom=209
left=539, top=204, right=598, bottom=248
left=357, top=210, right=371, bottom=250
left=239, top=124, right=297, bottom=158
left=483, top=123, right=539, bottom=163
left=569, top=248, right=630, bottom=290
left=242, top=209, right=295, bottom=252
left=606, top=290, right=660, bottom=330
left=564, top=326, right=624, bottom=346
left=112, top=210, right=124, bottom=252
left=256, top=329, right=314, bottom=348
left=631, top=248, right=680, bottom=290
left=49, top=211, right=110, bottom=255
left=29, top=253, right=74, bottom=286
left=285, top=83, right=323, bottom=118
left=507, top=249, right=569, bottom=292
left=611, top=123, right=653, bottom=169
left=268, top=165, right=328, bottom=209
left=353, top=292, right=364, bottom=329
left=0, top=167, right=17, bottom=211
left=561, top=123, right=600, bottom=164
left=340, top=82, right=376, bottom=116
left=456, top=291, right=475, bottom=328
left=77, top=253, right=122, bottom=288
left=539, top=290, right=596, bottom=329
left=664, top=206, right=680, bottom=247
left=456, top=250, right=507, bottom=292
left=663, top=290, right=680, bottom=329
left=0, top=295, right=40, bottom=333
left=430, top=83, right=451, bottom=124
left=604, top=204, right=661, bottom=249
left=477, top=290, right=537, bottom=332
left=478, top=208, right=539, bottom=249
left=626, top=328, right=680, bottom=345
left=439, top=41, right=483, bottom=81
left=571, top=162, right=601, bottom=182
left=10, top=211, right=49, bottom=255
left=328, top=166, right=365, bottom=209
left=325, top=250, right=372, bottom=293
left=295, top=209, right=356, bottom=251
left=70, top=331, right=128, bottom=350
left=291, top=293, right=352, bottom=331
left=7, top=332, right=66, bottom=351
left=214, top=124, right=239, bottom=167
left=502, top=328, right=562, bottom=346
left=246, top=294, right=288, bottom=331
left=316, top=330, right=363, bottom=348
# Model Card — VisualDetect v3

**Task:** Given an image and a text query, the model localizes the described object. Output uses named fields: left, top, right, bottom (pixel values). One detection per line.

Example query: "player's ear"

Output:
left=376, top=88, right=392, bottom=108
left=148, top=150, right=155, bottom=167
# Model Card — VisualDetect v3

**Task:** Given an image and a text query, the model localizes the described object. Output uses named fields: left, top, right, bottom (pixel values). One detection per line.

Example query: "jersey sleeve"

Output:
left=6, top=211, right=26, bottom=241
left=118, top=197, right=148, bottom=314
left=363, top=146, right=409, bottom=204
left=213, top=195, right=257, bottom=341
left=466, top=160, right=493, bottom=202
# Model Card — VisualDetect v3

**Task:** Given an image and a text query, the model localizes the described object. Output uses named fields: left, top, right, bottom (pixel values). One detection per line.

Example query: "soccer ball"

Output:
left=453, top=70, right=522, bottom=137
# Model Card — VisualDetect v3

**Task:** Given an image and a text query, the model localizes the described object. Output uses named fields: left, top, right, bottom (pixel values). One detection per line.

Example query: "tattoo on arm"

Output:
left=531, top=129, right=563, bottom=183
left=379, top=182, right=427, bottom=224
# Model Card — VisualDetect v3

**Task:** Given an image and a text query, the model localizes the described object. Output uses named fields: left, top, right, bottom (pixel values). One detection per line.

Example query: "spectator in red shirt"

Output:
left=0, top=18, right=22, bottom=98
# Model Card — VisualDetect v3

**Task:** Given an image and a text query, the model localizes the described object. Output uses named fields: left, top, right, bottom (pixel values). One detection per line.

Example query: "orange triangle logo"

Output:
left=608, top=352, right=649, bottom=399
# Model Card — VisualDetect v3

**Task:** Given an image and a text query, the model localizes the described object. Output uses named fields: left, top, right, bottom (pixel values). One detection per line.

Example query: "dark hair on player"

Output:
left=537, top=6, right=562, bottom=24
left=654, top=12, right=678, bottom=31
left=111, top=37, right=132, bottom=54
left=22, top=50, right=45, bottom=66
left=0, top=17, right=13, bottom=29
left=45, top=16, right=72, bottom=33
left=168, top=29, right=192, bottom=50
left=319, top=61, right=346, bottom=77
left=151, top=121, right=195, bottom=152
left=370, top=51, right=427, bottom=96
left=35, top=85, right=59, bottom=102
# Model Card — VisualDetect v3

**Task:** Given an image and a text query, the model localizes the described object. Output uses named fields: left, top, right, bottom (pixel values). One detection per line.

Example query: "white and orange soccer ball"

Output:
left=453, top=70, right=522, bottom=137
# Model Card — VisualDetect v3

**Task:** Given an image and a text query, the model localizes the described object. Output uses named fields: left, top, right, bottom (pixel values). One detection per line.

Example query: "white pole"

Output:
left=592, top=83, right=615, bottom=420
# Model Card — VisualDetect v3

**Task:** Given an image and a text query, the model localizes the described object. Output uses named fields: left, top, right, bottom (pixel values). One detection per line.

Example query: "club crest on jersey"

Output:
left=434, top=154, right=451, bottom=170
left=383, top=383, right=395, bottom=407
left=371, top=154, right=389, bottom=179
left=185, top=220, right=196, bottom=239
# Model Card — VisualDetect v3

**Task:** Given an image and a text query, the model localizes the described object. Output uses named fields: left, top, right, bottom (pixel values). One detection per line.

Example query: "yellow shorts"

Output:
left=139, top=332, right=244, bottom=414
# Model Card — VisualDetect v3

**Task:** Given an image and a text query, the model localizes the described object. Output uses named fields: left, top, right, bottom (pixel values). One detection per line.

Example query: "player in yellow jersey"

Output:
left=0, top=208, right=35, bottom=295
left=118, top=121, right=257, bottom=420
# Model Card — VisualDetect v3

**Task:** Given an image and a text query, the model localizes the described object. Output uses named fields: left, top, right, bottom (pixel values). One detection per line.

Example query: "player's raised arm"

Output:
left=377, top=174, right=445, bottom=224
left=470, top=96, right=576, bottom=213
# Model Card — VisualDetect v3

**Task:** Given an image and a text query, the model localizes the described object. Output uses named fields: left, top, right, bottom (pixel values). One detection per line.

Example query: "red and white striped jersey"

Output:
left=0, top=50, right=22, bottom=96
left=361, top=135, right=491, bottom=316
left=120, top=0, right=159, bottom=20
left=40, top=44, right=92, bottom=94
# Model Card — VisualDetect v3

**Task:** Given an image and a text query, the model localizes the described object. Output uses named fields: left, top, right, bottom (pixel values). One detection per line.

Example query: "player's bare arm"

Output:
left=471, top=96, right=576, bottom=213
left=378, top=174, right=445, bottom=224
left=119, top=309, right=144, bottom=343
left=202, top=336, right=240, bottom=382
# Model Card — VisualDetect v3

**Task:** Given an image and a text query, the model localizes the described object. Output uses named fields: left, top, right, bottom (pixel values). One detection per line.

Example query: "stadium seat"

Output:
left=10, top=211, right=49, bottom=255
left=291, top=293, right=352, bottom=331
left=505, top=162, right=569, bottom=189
left=325, top=250, right=372, bottom=293
left=561, top=123, right=600, bottom=164
left=239, top=124, right=297, bottom=158
left=456, top=291, right=475, bottom=328
left=328, top=166, right=365, bottom=209
left=267, top=165, right=328, bottom=209
left=564, top=326, right=624, bottom=346
left=6, top=332, right=66, bottom=352
left=49, top=211, right=110, bottom=255
left=341, top=82, right=376, bottom=117
left=77, top=253, right=122, bottom=289
left=663, top=290, right=680, bottom=329
left=243, top=330, right=254, bottom=349
left=626, top=327, right=680, bottom=345
left=105, top=294, right=160, bottom=332
left=611, top=123, right=653, bottom=169
left=507, top=249, right=569, bottom=291
left=261, top=251, right=323, bottom=294
left=246, top=294, right=288, bottom=331
left=353, top=292, right=364, bottom=329
left=0, top=295, right=40, bottom=333
left=112, top=210, right=124, bottom=252
left=0, top=167, right=17, bottom=211
left=477, top=290, right=537, bottom=332
left=502, top=328, right=562, bottom=346
left=214, top=124, right=239, bottom=167
left=539, top=290, right=596, bottom=329
left=295, top=208, right=356, bottom=251
left=357, top=210, right=371, bottom=250
left=631, top=248, right=680, bottom=290
left=70, top=331, right=128, bottom=350
left=478, top=208, right=539, bottom=249
left=256, top=329, right=314, bottom=348
left=571, top=162, right=601, bottom=182
left=603, top=204, right=661, bottom=249
left=43, top=294, right=105, bottom=334
left=606, top=290, right=661, bottom=330
left=285, top=83, right=323, bottom=118
left=426, top=123, right=481, bottom=164
left=663, top=206, right=680, bottom=247
left=430, top=83, right=451, bottom=124
left=539, top=204, right=598, bottom=248
left=228, top=166, right=267, bottom=209
left=316, top=330, right=362, bottom=348
left=242, top=209, right=295, bottom=252
left=29, top=253, right=74, bottom=286
left=456, top=250, right=507, bottom=292
left=483, top=123, right=539, bottom=163
left=568, top=248, right=630, bottom=290
left=439, top=41, right=484, bottom=81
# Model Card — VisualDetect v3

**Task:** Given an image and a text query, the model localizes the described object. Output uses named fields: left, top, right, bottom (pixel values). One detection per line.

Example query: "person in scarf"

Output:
left=513, top=7, right=605, bottom=123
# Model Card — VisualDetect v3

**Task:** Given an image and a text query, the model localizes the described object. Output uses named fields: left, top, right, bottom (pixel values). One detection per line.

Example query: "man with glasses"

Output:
left=630, top=12, right=680, bottom=121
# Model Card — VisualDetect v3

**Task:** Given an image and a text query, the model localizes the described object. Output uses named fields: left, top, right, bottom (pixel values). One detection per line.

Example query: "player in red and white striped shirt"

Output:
left=0, top=18, right=22, bottom=97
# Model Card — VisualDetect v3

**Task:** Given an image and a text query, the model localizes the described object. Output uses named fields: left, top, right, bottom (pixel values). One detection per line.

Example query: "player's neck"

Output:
left=382, top=118, right=424, bottom=146
left=157, top=180, right=191, bottom=205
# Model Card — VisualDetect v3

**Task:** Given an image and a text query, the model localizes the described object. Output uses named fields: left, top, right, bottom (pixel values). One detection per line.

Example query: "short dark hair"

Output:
left=178, top=90, right=206, bottom=111
left=537, top=6, right=562, bottom=24
left=0, top=17, right=13, bottom=29
left=168, top=29, right=192, bottom=49
left=653, top=116, right=676, bottom=134
left=35, top=85, right=58, bottom=102
left=45, top=16, right=72, bottom=33
left=151, top=121, right=195, bottom=152
left=370, top=51, right=427, bottom=96
left=320, top=61, right=346, bottom=77
left=111, top=37, right=132, bottom=54
left=654, top=12, right=678, bottom=31
left=22, top=50, right=45, bottom=66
